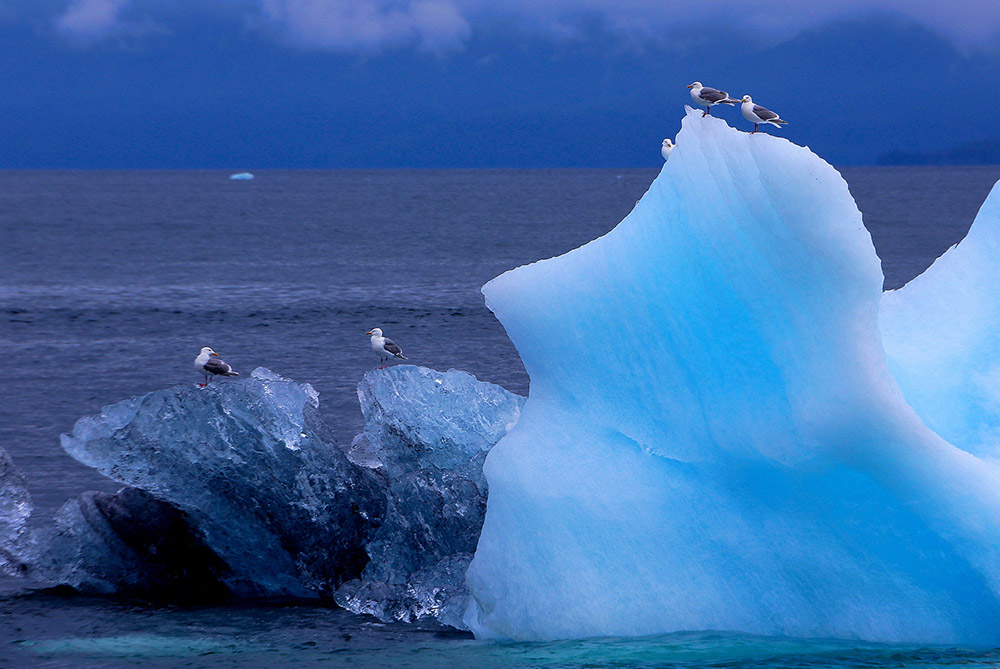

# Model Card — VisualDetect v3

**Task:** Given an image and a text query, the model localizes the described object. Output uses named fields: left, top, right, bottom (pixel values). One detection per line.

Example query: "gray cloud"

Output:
left=260, top=0, right=472, bottom=52
left=46, top=0, right=1000, bottom=49
left=54, top=0, right=166, bottom=42
left=464, top=0, right=1000, bottom=43
left=55, top=0, right=129, bottom=37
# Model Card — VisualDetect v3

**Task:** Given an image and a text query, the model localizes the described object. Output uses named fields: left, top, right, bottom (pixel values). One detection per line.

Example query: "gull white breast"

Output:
left=194, top=346, right=239, bottom=387
left=740, top=95, right=788, bottom=133
left=686, top=82, right=739, bottom=116
left=366, top=328, right=407, bottom=369
left=661, top=138, right=674, bottom=161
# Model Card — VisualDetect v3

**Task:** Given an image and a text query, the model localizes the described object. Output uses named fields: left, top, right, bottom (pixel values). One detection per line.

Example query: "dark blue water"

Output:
left=2, top=167, right=1000, bottom=666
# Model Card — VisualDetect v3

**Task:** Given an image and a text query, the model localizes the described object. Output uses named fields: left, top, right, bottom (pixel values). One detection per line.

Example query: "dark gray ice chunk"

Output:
left=335, top=366, right=523, bottom=627
left=356, top=365, right=522, bottom=477
left=60, top=368, right=385, bottom=599
left=0, top=445, right=34, bottom=577
left=42, top=487, right=231, bottom=601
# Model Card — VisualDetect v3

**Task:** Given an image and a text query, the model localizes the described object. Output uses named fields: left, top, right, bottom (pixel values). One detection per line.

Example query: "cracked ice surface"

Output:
left=336, top=366, right=523, bottom=628
left=0, top=445, right=34, bottom=577
left=60, top=367, right=384, bottom=599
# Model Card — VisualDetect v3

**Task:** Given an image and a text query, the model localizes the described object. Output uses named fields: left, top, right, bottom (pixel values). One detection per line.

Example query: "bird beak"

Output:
left=686, top=84, right=695, bottom=88
left=365, top=330, right=372, bottom=335
left=211, top=352, right=219, bottom=356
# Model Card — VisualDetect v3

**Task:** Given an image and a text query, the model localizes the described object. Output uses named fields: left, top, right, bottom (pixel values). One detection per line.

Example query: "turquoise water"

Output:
left=7, top=594, right=1000, bottom=667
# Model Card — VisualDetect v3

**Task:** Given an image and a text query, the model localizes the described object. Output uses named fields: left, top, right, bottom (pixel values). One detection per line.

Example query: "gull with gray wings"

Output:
left=194, top=346, right=239, bottom=387
left=740, top=95, right=788, bottom=133
left=687, top=82, right=739, bottom=116
left=367, top=328, right=407, bottom=369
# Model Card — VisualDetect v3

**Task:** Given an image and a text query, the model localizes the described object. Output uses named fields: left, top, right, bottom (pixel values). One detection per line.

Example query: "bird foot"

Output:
left=702, top=111, right=709, bottom=117
left=197, top=383, right=208, bottom=388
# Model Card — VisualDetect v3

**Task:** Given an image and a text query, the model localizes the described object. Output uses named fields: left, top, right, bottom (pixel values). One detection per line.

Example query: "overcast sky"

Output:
left=2, top=0, right=998, bottom=167
left=32, top=0, right=1000, bottom=48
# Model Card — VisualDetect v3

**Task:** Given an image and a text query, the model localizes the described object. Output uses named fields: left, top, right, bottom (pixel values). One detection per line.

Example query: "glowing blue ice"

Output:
left=881, top=182, right=1000, bottom=459
left=465, top=109, right=1000, bottom=644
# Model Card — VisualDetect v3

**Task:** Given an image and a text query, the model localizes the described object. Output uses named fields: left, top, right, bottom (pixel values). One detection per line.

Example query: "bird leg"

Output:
left=702, top=108, right=710, bottom=117
left=753, top=123, right=758, bottom=134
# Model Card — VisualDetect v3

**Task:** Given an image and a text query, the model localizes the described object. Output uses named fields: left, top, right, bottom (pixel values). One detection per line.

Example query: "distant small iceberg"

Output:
left=229, top=172, right=254, bottom=181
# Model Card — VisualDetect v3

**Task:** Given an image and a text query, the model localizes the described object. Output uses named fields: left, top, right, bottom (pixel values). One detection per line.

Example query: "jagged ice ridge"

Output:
left=335, top=366, right=524, bottom=628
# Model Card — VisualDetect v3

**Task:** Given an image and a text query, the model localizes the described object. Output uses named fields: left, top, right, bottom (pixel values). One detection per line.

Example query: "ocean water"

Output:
left=2, top=166, right=1000, bottom=666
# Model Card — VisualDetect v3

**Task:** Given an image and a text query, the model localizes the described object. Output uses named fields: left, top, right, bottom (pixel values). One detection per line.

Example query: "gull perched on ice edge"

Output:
left=740, top=95, right=788, bottom=133
left=687, top=82, right=739, bottom=116
left=367, top=328, right=407, bottom=369
left=194, top=346, right=239, bottom=386
left=661, top=139, right=674, bottom=161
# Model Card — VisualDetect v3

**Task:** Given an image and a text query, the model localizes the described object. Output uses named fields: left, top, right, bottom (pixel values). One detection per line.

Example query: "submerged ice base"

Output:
left=466, top=109, right=1000, bottom=644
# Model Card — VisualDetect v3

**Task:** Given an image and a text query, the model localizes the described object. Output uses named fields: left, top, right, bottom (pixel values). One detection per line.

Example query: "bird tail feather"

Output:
left=227, top=370, right=240, bottom=376
left=396, top=354, right=408, bottom=360
left=771, top=119, right=789, bottom=125
left=721, top=98, right=739, bottom=105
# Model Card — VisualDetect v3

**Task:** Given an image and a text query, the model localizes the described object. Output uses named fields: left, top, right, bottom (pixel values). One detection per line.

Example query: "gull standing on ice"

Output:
left=740, top=95, right=788, bottom=133
left=687, top=82, right=739, bottom=116
left=367, top=328, right=407, bottom=369
left=661, top=138, right=674, bottom=161
left=194, top=346, right=239, bottom=387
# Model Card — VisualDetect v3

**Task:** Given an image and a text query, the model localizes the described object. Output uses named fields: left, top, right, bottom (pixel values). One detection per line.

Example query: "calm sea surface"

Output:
left=2, top=167, right=1000, bottom=666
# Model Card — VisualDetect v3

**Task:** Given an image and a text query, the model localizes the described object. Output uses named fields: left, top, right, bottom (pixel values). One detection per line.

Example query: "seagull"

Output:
left=687, top=82, right=739, bottom=116
left=661, top=138, right=674, bottom=161
left=366, top=328, right=407, bottom=369
left=194, top=346, right=239, bottom=387
left=740, top=95, right=788, bottom=133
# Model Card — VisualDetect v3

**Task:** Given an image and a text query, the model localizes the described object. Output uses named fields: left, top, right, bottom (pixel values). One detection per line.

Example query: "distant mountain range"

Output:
left=878, top=140, right=1000, bottom=166
left=1, top=12, right=998, bottom=167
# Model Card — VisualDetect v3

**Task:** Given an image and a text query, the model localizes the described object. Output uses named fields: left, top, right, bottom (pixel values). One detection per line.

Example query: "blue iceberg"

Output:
left=0, top=445, right=34, bottom=577
left=59, top=368, right=384, bottom=599
left=41, top=487, right=231, bottom=601
left=465, top=109, right=1000, bottom=644
left=881, top=182, right=1000, bottom=459
left=229, top=172, right=254, bottom=180
left=336, top=366, right=524, bottom=628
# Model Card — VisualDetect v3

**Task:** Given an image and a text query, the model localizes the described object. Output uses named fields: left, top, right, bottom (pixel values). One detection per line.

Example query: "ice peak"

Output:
left=469, top=113, right=1000, bottom=644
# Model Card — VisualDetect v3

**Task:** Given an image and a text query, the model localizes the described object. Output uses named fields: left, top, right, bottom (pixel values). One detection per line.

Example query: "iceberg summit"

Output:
left=466, top=108, right=1000, bottom=644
